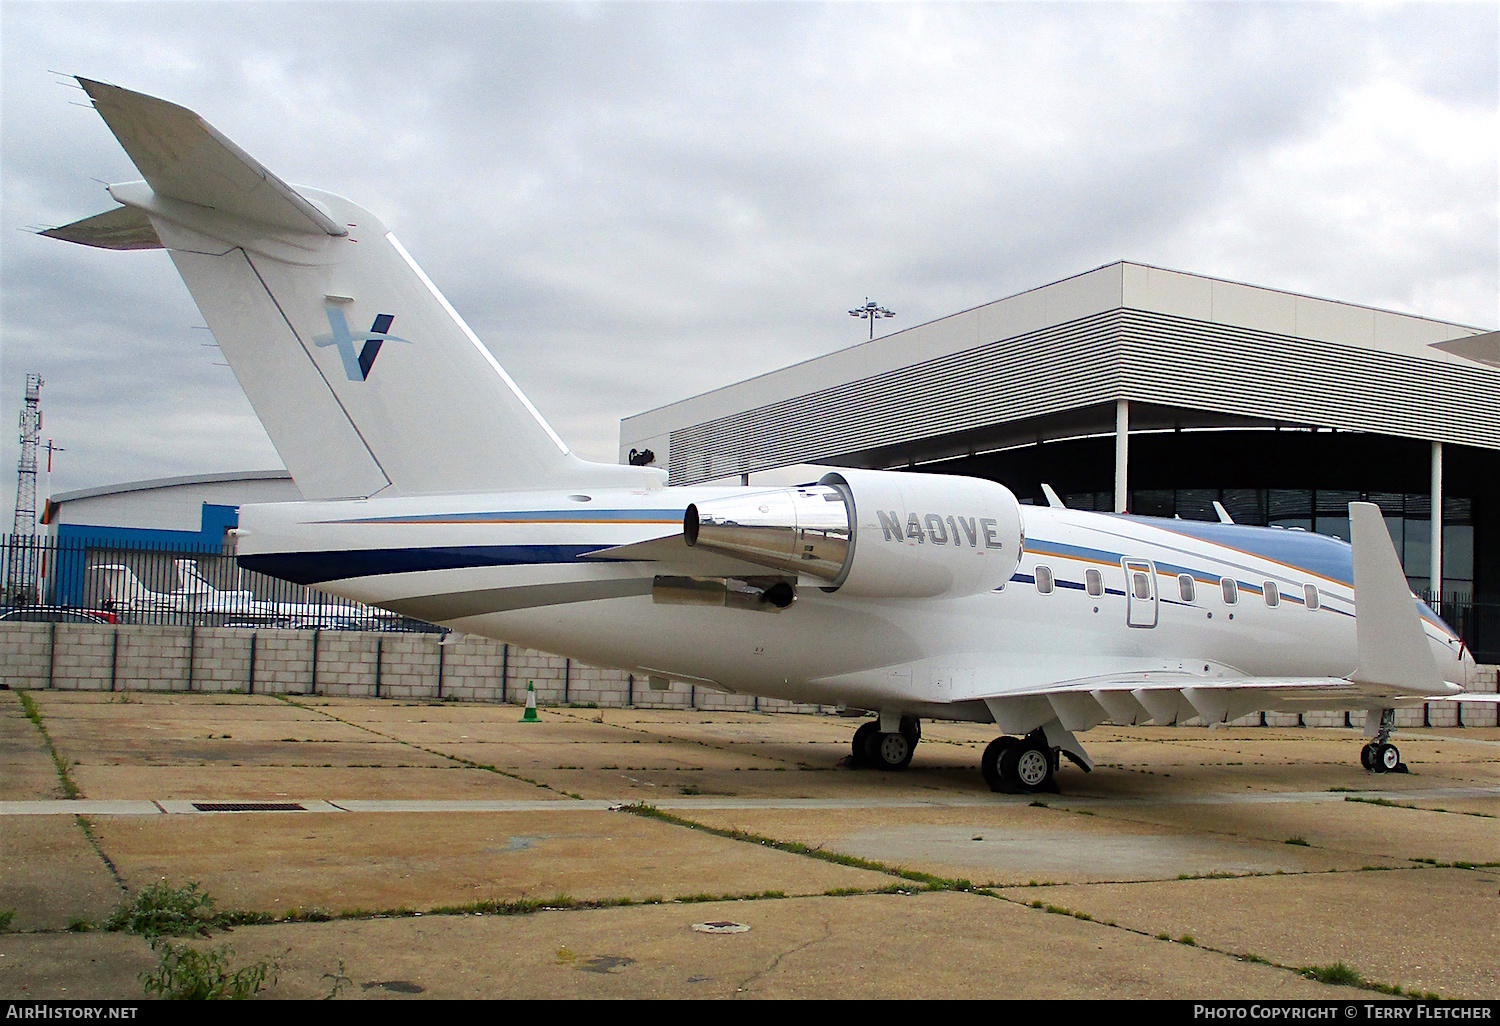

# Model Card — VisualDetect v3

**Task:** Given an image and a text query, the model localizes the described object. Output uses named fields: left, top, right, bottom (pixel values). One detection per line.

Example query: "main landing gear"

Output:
left=981, top=730, right=1059, bottom=793
left=850, top=717, right=921, bottom=770
left=1359, top=709, right=1408, bottom=774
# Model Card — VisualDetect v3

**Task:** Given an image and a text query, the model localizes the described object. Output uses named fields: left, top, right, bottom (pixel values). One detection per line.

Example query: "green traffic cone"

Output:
left=521, top=681, right=539, bottom=722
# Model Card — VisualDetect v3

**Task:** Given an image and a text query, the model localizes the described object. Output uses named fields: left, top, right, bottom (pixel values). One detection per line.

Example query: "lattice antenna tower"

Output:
left=13, top=374, right=43, bottom=536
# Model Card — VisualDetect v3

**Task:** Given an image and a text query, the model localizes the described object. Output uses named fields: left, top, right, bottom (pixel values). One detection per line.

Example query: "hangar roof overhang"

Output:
left=620, top=261, right=1499, bottom=485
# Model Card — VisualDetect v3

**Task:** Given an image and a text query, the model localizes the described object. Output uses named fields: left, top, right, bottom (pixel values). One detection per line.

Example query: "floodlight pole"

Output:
left=849, top=298, right=894, bottom=340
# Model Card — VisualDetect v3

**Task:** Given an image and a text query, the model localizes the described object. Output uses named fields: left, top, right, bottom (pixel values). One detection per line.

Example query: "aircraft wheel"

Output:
left=981, top=736, right=1017, bottom=791
left=900, top=715, right=921, bottom=746
left=850, top=721, right=878, bottom=768
left=1359, top=743, right=1376, bottom=771
left=1001, top=737, right=1054, bottom=793
left=1376, top=743, right=1401, bottom=773
left=872, top=730, right=913, bottom=771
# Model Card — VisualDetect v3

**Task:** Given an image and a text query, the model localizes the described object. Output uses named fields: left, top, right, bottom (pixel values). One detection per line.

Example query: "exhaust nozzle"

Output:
left=684, top=486, right=852, bottom=583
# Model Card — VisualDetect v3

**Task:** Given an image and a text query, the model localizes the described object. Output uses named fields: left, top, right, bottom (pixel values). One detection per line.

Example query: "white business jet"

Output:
left=46, top=80, right=1490, bottom=792
left=92, top=560, right=271, bottom=617
left=171, top=559, right=390, bottom=627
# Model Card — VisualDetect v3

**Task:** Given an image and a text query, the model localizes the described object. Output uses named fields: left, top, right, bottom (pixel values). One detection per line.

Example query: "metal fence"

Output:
left=0, top=533, right=439, bottom=632
left=1425, top=592, right=1500, bottom=666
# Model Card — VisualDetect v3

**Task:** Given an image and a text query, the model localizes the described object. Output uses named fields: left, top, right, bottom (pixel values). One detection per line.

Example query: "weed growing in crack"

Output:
left=140, top=940, right=281, bottom=1000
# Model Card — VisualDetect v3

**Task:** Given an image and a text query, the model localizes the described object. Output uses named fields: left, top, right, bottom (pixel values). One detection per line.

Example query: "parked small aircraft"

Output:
left=47, top=79, right=1493, bottom=791
left=92, top=561, right=390, bottom=627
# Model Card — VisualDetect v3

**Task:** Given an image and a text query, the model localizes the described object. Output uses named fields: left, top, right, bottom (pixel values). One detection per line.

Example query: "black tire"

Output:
left=1000, top=738, right=1054, bottom=793
left=850, top=721, right=878, bottom=768
left=1359, top=743, right=1376, bottom=771
left=872, top=730, right=913, bottom=770
left=981, top=736, right=1016, bottom=791
left=1376, top=743, right=1401, bottom=773
left=899, top=715, right=921, bottom=746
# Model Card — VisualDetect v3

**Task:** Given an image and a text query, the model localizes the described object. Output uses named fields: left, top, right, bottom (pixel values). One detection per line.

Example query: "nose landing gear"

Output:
left=1360, top=709, right=1408, bottom=774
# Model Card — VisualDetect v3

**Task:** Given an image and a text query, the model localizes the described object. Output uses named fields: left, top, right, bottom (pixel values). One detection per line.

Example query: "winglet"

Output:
left=1040, top=483, right=1066, bottom=509
left=1212, top=500, right=1234, bottom=525
left=1348, top=502, right=1447, bottom=694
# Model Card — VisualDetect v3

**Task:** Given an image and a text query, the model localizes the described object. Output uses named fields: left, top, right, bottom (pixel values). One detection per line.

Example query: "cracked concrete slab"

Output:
left=83, top=809, right=891, bottom=916
left=0, top=817, right=124, bottom=931
left=998, top=867, right=1500, bottom=999
left=0, top=892, right=1371, bottom=999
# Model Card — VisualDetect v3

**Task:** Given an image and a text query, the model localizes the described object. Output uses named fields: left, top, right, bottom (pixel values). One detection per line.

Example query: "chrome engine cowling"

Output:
left=684, top=468, right=1024, bottom=599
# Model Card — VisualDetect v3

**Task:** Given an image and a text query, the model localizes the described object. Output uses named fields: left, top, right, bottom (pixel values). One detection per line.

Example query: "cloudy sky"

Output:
left=1, top=1, right=1496, bottom=504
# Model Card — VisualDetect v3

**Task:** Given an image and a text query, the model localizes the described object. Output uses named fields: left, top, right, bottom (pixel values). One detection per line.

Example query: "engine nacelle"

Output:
left=683, top=468, right=1024, bottom=599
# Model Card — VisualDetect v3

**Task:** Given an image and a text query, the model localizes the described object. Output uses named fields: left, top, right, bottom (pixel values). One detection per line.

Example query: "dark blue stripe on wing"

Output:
left=239, top=545, right=611, bottom=586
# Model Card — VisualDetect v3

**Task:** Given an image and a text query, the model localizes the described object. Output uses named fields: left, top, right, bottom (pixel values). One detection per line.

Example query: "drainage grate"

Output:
left=191, top=802, right=305, bottom=813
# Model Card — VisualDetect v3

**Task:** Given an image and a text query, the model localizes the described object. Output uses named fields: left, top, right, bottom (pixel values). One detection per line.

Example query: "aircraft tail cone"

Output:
left=521, top=681, right=539, bottom=722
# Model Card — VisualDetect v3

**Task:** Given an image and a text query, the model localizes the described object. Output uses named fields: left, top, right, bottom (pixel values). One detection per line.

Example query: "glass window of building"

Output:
left=1085, top=568, right=1103, bottom=597
left=1303, top=584, right=1320, bottom=611
left=1035, top=566, right=1054, bottom=594
left=1221, top=577, right=1238, bottom=604
left=1268, top=489, right=1313, bottom=532
left=1264, top=581, right=1280, bottom=607
left=1132, top=490, right=1174, bottom=518
left=1178, top=574, right=1195, bottom=602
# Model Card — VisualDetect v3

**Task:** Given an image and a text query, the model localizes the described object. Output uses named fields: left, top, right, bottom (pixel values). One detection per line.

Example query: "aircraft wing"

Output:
left=982, top=673, right=1423, bottom=733
left=973, top=503, right=1477, bottom=765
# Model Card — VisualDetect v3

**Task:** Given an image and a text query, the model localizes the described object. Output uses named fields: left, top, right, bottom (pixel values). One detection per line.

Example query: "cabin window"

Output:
left=1221, top=577, right=1238, bottom=604
left=1178, top=574, right=1195, bottom=603
left=1264, top=581, right=1280, bottom=607
left=1035, top=565, right=1054, bottom=594
left=1132, top=572, right=1151, bottom=600
left=1304, top=584, right=1320, bottom=611
left=1085, top=568, right=1103, bottom=597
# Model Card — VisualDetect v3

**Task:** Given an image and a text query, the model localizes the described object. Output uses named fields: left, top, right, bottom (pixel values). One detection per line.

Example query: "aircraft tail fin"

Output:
left=90, top=564, right=161, bottom=609
left=50, top=78, right=663, bottom=500
left=1348, top=502, right=1449, bottom=695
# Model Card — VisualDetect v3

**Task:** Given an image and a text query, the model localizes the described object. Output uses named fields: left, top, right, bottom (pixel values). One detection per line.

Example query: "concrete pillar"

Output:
left=1431, top=440, right=1443, bottom=597
left=1114, top=399, right=1129, bottom=513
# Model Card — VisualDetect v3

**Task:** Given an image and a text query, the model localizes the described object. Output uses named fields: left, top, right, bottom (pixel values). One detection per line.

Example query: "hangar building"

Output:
left=620, top=262, right=1500, bottom=614
left=42, top=470, right=301, bottom=551
left=37, top=470, right=300, bottom=608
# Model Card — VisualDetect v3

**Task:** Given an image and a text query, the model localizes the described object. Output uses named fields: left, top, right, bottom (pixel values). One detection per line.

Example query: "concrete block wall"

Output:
left=1, top=623, right=1494, bottom=725
left=116, top=626, right=191, bottom=692
left=307, top=632, right=378, bottom=697
left=184, top=629, right=255, bottom=693
left=50, top=625, right=114, bottom=691
left=0, top=621, right=51, bottom=686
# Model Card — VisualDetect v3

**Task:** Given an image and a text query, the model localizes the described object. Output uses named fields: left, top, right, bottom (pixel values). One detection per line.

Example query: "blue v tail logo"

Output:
left=313, top=305, right=410, bottom=381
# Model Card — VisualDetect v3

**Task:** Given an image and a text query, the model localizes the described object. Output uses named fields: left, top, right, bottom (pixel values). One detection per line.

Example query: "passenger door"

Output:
left=1123, top=559, right=1158, bottom=628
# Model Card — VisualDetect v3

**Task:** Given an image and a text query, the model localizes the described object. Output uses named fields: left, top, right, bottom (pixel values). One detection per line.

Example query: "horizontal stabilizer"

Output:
left=41, top=204, right=161, bottom=250
left=76, top=77, right=344, bottom=238
left=1430, top=330, right=1500, bottom=369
